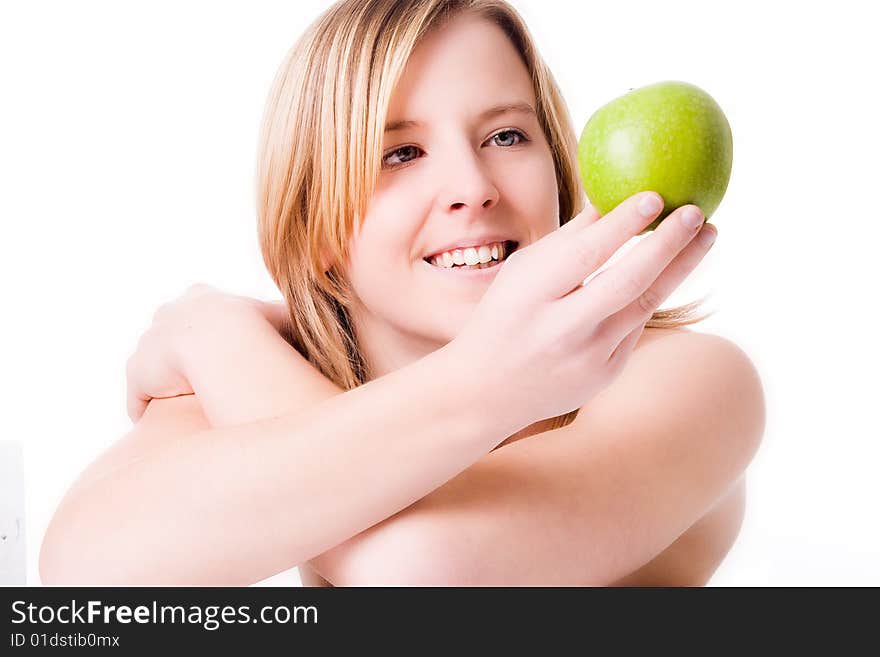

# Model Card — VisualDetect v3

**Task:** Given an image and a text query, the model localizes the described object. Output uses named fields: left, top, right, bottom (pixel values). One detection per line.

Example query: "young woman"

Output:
left=39, top=0, right=765, bottom=586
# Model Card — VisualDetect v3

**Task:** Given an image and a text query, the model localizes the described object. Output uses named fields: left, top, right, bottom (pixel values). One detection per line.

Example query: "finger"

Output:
left=607, top=320, right=646, bottom=372
left=591, top=222, right=716, bottom=354
left=579, top=201, right=602, bottom=226
left=507, top=200, right=602, bottom=273
left=558, top=200, right=601, bottom=232
left=531, top=192, right=665, bottom=300
left=125, top=353, right=154, bottom=423
left=127, top=392, right=149, bottom=424
left=574, top=203, right=708, bottom=320
left=125, top=357, right=142, bottom=422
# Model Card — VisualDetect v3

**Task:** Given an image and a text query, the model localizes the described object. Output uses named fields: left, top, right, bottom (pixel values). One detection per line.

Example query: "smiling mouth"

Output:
left=423, top=240, right=519, bottom=269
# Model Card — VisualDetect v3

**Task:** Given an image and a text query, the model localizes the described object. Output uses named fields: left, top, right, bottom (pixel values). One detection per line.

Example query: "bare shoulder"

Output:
left=607, top=325, right=766, bottom=464
left=634, top=325, right=752, bottom=360
left=573, top=324, right=767, bottom=496
left=614, top=326, right=765, bottom=440
left=594, top=327, right=765, bottom=585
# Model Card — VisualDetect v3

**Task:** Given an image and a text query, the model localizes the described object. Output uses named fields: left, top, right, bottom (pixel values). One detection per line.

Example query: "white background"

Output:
left=2, top=0, right=878, bottom=586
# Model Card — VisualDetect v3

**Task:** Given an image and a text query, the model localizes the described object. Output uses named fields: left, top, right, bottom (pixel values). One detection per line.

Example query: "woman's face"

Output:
left=346, top=13, right=560, bottom=360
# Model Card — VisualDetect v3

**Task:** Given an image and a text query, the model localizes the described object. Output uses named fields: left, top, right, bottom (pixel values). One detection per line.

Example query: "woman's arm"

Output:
left=309, top=331, right=765, bottom=586
left=101, top=302, right=762, bottom=586
left=38, top=318, right=513, bottom=585
left=182, top=316, right=762, bottom=587
left=105, top=310, right=762, bottom=586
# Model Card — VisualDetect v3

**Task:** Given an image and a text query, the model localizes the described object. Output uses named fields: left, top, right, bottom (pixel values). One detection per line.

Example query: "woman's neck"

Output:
left=350, top=304, right=448, bottom=380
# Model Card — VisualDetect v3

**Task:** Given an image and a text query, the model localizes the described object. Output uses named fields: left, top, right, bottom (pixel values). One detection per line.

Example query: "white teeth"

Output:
left=427, top=241, right=512, bottom=269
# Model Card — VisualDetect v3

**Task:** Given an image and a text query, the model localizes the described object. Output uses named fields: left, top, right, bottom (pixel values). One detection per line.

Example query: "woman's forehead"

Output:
left=386, top=15, right=535, bottom=122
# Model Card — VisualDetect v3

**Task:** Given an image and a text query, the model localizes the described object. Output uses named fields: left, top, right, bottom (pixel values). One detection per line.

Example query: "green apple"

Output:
left=577, top=81, right=733, bottom=232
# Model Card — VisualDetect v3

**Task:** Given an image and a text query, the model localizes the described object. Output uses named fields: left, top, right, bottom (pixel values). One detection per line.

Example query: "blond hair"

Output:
left=255, top=0, right=714, bottom=430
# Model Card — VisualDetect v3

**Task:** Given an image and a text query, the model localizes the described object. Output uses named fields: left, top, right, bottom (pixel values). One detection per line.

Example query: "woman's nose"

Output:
left=437, top=145, right=500, bottom=214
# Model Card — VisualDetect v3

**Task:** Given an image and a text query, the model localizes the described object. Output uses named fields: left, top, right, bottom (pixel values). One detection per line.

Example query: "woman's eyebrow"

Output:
left=384, top=101, right=537, bottom=133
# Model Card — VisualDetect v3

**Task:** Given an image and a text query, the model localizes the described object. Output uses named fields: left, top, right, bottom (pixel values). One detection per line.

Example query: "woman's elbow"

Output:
left=38, top=495, right=134, bottom=585
left=39, top=506, right=100, bottom=585
left=39, top=514, right=88, bottom=585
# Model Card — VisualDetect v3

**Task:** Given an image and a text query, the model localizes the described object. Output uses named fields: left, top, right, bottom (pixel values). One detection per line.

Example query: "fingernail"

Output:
left=681, top=207, right=704, bottom=230
left=638, top=193, right=662, bottom=217
left=699, top=224, right=717, bottom=246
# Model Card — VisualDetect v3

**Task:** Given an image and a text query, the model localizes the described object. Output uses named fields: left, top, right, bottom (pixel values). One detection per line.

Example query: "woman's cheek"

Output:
left=503, top=158, right=558, bottom=221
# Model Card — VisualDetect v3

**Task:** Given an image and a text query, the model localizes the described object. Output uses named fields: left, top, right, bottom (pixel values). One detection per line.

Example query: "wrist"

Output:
left=430, top=341, right=526, bottom=445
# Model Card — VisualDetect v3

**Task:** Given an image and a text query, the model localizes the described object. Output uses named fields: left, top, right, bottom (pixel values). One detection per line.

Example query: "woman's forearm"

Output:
left=40, top=341, right=513, bottom=585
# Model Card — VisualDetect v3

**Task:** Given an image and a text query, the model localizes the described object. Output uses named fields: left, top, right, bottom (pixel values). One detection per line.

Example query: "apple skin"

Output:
left=577, top=81, right=733, bottom=232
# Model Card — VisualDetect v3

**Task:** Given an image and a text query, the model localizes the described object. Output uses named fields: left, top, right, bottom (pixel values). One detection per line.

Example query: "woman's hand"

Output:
left=449, top=192, right=717, bottom=429
left=125, top=284, right=288, bottom=422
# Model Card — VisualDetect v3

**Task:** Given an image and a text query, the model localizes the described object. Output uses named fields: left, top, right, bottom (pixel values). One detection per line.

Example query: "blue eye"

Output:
left=383, top=145, right=421, bottom=168
left=491, top=129, right=526, bottom=147
left=382, top=128, right=530, bottom=170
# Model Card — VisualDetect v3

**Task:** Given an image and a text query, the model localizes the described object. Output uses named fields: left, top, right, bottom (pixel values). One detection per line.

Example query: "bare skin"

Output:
left=298, top=327, right=748, bottom=587
left=44, top=295, right=757, bottom=586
